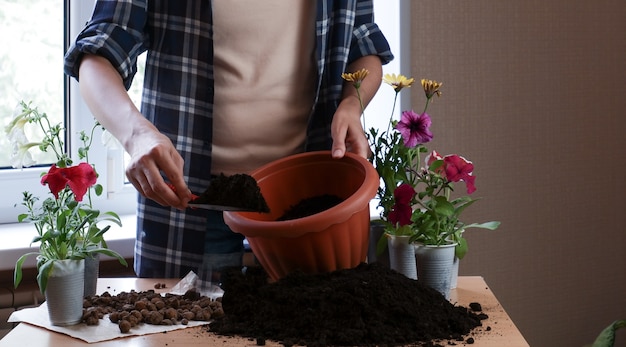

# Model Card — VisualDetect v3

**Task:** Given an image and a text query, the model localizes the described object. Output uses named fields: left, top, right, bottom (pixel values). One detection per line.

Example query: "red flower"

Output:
left=393, top=183, right=415, bottom=204
left=443, top=155, right=476, bottom=194
left=388, top=203, right=412, bottom=226
left=388, top=184, right=415, bottom=226
left=40, top=162, right=97, bottom=201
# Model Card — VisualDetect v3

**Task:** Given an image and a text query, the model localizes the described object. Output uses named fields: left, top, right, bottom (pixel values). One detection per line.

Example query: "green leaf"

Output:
left=88, top=248, right=128, bottom=267
left=433, top=196, right=455, bottom=216
left=14, top=252, right=39, bottom=288
left=98, top=211, right=122, bottom=226
left=36, top=259, right=55, bottom=294
left=455, top=237, right=468, bottom=259
left=376, top=233, right=389, bottom=256
left=94, top=184, right=103, bottom=196
left=589, top=320, right=626, bottom=347
left=56, top=212, right=67, bottom=230
left=464, top=221, right=501, bottom=230
left=17, top=213, right=29, bottom=222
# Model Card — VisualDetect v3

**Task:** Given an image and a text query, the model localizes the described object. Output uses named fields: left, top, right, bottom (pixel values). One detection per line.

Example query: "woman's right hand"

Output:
left=124, top=129, right=193, bottom=209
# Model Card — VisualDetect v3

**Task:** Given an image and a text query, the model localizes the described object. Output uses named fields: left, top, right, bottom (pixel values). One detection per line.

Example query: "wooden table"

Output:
left=0, top=276, right=529, bottom=346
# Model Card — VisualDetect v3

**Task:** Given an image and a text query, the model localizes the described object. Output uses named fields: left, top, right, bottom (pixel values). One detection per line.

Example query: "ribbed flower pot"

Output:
left=83, top=253, right=100, bottom=297
left=387, top=234, right=417, bottom=280
left=415, top=243, right=456, bottom=299
left=224, top=151, right=379, bottom=281
left=45, top=259, right=85, bottom=326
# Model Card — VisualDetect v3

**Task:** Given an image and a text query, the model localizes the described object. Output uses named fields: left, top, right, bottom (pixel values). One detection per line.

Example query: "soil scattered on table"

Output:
left=277, top=194, right=344, bottom=221
left=191, top=173, right=269, bottom=213
left=209, top=262, right=486, bottom=346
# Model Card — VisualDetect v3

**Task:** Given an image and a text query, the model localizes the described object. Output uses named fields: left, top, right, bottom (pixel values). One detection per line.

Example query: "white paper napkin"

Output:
left=7, top=272, right=219, bottom=343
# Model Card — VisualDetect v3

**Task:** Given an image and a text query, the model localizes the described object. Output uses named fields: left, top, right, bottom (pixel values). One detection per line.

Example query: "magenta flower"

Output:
left=41, top=162, right=97, bottom=201
left=396, top=110, right=433, bottom=148
left=443, top=155, right=476, bottom=194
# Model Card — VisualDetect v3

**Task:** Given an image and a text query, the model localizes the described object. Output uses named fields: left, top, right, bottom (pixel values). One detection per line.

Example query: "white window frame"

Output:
left=0, top=0, right=137, bottom=225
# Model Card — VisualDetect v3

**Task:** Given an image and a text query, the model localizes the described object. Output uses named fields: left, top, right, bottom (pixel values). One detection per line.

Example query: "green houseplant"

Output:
left=342, top=70, right=500, bottom=290
left=342, top=70, right=499, bottom=258
left=5, top=101, right=127, bottom=294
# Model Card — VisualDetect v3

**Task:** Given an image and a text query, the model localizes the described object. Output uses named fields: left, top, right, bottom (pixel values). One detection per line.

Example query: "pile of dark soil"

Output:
left=209, top=263, right=486, bottom=347
left=277, top=194, right=344, bottom=221
left=191, top=173, right=269, bottom=213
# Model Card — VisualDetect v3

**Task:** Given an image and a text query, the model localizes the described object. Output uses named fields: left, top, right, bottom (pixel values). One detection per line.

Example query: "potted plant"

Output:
left=5, top=101, right=127, bottom=325
left=343, top=70, right=499, bottom=296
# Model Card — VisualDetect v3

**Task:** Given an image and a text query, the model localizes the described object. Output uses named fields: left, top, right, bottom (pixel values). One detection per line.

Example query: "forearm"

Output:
left=341, top=55, right=384, bottom=113
left=77, top=54, right=157, bottom=154
left=330, top=55, right=383, bottom=159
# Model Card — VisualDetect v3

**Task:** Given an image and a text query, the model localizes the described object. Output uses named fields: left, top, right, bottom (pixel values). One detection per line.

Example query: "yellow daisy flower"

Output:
left=383, top=73, right=415, bottom=92
left=421, top=79, right=443, bottom=99
left=341, top=68, right=369, bottom=88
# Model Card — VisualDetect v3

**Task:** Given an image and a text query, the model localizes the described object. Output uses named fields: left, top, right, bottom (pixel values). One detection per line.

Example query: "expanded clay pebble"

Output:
left=82, top=289, right=222, bottom=333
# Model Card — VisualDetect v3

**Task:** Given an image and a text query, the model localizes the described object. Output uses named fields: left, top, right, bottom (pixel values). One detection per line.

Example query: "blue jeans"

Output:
left=198, top=210, right=245, bottom=285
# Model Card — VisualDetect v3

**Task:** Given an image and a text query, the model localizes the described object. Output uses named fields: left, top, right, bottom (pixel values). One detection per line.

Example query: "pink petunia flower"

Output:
left=395, top=110, right=433, bottom=148
left=41, top=162, right=97, bottom=201
left=443, top=155, right=476, bottom=194
left=425, top=150, right=446, bottom=176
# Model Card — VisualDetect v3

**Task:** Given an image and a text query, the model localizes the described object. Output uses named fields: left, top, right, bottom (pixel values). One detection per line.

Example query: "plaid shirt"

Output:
left=65, top=0, right=393, bottom=279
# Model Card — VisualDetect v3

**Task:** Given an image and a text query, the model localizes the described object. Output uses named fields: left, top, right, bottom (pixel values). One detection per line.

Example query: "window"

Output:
left=0, top=0, right=64, bottom=167
left=369, top=1, right=411, bottom=131
left=0, top=0, right=137, bottom=224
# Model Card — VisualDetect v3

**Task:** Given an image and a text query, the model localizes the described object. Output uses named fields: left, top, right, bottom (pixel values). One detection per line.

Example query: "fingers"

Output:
left=331, top=115, right=371, bottom=160
left=126, top=140, right=191, bottom=209
left=331, top=128, right=347, bottom=158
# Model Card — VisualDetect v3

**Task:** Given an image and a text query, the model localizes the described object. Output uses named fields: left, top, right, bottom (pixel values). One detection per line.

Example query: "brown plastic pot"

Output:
left=223, top=151, right=379, bottom=281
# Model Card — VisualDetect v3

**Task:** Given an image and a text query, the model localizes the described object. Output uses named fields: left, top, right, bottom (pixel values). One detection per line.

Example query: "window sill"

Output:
left=0, top=202, right=382, bottom=272
left=0, top=214, right=136, bottom=272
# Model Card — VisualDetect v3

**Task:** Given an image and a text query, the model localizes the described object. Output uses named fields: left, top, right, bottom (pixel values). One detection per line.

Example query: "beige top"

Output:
left=211, top=0, right=317, bottom=175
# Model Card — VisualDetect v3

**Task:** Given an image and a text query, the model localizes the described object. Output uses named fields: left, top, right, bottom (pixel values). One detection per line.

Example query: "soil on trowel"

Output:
left=191, top=173, right=269, bottom=213
left=209, top=263, right=487, bottom=347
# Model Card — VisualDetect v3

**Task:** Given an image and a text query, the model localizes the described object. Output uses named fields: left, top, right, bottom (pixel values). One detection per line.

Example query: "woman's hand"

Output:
left=331, top=54, right=383, bottom=159
left=331, top=96, right=371, bottom=159
left=125, top=130, right=192, bottom=209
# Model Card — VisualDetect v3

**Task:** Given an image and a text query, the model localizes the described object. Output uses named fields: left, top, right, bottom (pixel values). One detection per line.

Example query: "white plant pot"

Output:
left=83, top=253, right=100, bottom=297
left=450, top=256, right=459, bottom=289
left=45, top=259, right=85, bottom=326
left=387, top=235, right=417, bottom=280
left=415, top=243, right=456, bottom=299
left=368, top=220, right=389, bottom=267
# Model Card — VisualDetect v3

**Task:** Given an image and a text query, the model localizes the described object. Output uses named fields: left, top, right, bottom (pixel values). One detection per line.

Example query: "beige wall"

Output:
left=409, top=2, right=626, bottom=346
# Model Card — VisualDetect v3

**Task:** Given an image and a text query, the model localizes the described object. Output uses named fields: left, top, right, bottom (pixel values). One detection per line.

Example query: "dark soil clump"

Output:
left=209, top=263, right=485, bottom=346
left=277, top=194, right=344, bottom=221
left=191, top=173, right=269, bottom=213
